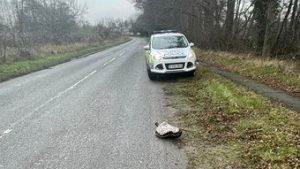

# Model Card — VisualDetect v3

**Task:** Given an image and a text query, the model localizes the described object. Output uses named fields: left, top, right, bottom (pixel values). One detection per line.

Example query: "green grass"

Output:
left=196, top=49, right=300, bottom=94
left=165, top=67, right=300, bottom=169
left=0, top=37, right=131, bottom=81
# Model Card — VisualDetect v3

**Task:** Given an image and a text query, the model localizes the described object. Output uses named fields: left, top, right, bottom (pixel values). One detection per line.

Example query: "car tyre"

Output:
left=147, top=65, right=157, bottom=80
left=148, top=71, right=156, bottom=80
left=186, top=70, right=195, bottom=77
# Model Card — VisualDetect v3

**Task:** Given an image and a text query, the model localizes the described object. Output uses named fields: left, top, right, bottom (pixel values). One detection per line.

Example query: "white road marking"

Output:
left=69, top=70, right=97, bottom=90
left=3, top=129, right=12, bottom=134
left=0, top=70, right=97, bottom=139
left=119, top=52, right=125, bottom=56
left=103, top=57, right=116, bottom=66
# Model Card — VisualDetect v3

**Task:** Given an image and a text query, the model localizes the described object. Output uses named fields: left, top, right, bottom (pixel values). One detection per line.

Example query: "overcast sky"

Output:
left=81, top=0, right=139, bottom=24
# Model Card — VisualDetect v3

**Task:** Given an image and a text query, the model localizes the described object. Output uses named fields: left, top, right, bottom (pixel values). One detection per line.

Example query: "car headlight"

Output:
left=152, top=53, right=162, bottom=60
left=188, top=50, right=196, bottom=61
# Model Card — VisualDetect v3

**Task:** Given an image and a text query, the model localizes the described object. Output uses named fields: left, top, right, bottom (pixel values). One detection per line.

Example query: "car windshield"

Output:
left=152, top=36, right=189, bottom=49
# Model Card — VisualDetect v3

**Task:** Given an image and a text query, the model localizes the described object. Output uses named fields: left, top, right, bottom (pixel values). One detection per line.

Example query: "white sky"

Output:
left=81, top=0, right=138, bottom=24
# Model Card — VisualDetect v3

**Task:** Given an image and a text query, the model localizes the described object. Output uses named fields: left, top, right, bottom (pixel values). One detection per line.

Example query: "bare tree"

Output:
left=224, top=0, right=235, bottom=47
left=0, top=0, right=127, bottom=63
left=133, top=0, right=299, bottom=57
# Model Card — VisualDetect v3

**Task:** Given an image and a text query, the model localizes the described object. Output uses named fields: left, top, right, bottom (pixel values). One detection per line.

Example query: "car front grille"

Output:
left=163, top=56, right=186, bottom=60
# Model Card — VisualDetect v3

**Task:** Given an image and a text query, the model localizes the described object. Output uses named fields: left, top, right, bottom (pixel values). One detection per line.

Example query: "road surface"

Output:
left=0, top=38, right=186, bottom=169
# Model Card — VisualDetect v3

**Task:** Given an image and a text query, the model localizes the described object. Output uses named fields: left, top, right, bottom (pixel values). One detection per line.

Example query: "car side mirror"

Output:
left=144, top=45, right=150, bottom=50
left=189, top=43, right=195, bottom=47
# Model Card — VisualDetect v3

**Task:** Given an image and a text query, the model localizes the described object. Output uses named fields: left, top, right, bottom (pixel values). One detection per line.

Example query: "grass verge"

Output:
left=165, top=67, right=300, bottom=169
left=196, top=49, right=300, bottom=96
left=0, top=37, right=131, bottom=82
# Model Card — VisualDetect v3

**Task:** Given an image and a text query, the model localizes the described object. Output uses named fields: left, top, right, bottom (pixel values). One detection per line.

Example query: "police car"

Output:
left=144, top=30, right=197, bottom=80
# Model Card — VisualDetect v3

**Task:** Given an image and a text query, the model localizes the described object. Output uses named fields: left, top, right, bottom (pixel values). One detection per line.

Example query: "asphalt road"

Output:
left=0, top=38, right=186, bottom=169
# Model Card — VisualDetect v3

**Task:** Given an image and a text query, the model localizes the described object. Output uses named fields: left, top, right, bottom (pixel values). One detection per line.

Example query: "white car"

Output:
left=144, top=30, right=197, bottom=80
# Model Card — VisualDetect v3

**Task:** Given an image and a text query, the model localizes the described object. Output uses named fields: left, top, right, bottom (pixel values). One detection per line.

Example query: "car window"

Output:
left=152, top=36, right=189, bottom=49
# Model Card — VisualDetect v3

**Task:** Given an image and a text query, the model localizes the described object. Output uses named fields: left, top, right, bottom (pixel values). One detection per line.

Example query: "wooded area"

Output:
left=0, top=0, right=129, bottom=63
left=132, top=0, right=300, bottom=57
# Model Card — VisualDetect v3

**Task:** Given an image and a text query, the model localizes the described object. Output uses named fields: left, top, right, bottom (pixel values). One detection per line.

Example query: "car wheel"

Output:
left=187, top=70, right=195, bottom=77
left=146, top=65, right=156, bottom=80
left=148, top=70, right=156, bottom=80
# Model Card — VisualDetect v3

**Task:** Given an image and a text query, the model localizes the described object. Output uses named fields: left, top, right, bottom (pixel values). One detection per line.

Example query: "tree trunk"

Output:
left=233, top=0, right=242, bottom=36
left=262, top=0, right=276, bottom=57
left=253, top=0, right=268, bottom=52
left=275, top=0, right=293, bottom=48
left=291, top=1, right=300, bottom=43
left=243, top=12, right=254, bottom=40
left=290, top=0, right=298, bottom=29
left=203, top=0, right=214, bottom=48
left=224, top=0, right=235, bottom=41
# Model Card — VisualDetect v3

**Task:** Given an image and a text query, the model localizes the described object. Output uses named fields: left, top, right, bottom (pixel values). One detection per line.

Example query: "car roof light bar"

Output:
left=152, top=30, right=179, bottom=35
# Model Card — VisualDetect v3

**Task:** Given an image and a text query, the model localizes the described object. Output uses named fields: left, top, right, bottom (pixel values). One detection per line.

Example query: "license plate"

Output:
left=168, top=64, right=183, bottom=69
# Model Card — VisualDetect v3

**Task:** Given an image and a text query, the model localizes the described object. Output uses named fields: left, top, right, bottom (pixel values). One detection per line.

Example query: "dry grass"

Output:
left=0, top=37, right=131, bottom=81
left=37, top=42, right=93, bottom=55
left=196, top=49, right=300, bottom=94
left=7, top=43, right=93, bottom=62
left=1, top=41, right=108, bottom=63
left=198, top=49, right=300, bottom=73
